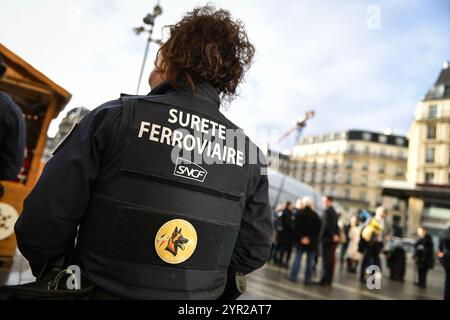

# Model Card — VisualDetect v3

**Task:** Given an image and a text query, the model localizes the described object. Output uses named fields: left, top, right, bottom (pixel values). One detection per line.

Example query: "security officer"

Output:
left=0, top=53, right=26, bottom=197
left=14, top=6, right=273, bottom=299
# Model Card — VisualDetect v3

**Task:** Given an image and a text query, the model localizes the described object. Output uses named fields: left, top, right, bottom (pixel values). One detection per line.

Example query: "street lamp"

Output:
left=134, top=1, right=163, bottom=94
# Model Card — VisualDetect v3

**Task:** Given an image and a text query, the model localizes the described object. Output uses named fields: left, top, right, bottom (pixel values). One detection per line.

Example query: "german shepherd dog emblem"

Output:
left=155, top=219, right=197, bottom=264
left=165, top=227, right=189, bottom=256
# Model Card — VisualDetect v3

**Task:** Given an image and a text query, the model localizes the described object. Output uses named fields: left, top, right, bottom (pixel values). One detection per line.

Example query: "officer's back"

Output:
left=14, top=6, right=273, bottom=300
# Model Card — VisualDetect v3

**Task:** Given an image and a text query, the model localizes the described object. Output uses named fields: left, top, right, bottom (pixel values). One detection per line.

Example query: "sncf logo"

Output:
left=173, top=158, right=208, bottom=183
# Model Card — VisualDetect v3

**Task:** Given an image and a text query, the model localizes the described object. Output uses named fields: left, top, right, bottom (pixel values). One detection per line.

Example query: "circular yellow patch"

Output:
left=154, top=219, right=197, bottom=264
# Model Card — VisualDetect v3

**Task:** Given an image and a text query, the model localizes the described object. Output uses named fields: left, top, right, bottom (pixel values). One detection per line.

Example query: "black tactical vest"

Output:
left=76, top=84, right=251, bottom=299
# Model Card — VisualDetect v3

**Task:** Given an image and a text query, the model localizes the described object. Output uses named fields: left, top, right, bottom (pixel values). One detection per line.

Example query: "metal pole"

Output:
left=136, top=33, right=152, bottom=95
left=134, top=0, right=162, bottom=95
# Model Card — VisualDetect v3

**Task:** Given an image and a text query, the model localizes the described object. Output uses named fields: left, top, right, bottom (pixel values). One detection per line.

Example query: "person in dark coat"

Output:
left=270, top=203, right=285, bottom=264
left=276, top=201, right=295, bottom=268
left=0, top=54, right=26, bottom=187
left=319, top=196, right=340, bottom=286
left=438, top=224, right=450, bottom=300
left=413, top=226, right=434, bottom=288
left=289, top=197, right=321, bottom=285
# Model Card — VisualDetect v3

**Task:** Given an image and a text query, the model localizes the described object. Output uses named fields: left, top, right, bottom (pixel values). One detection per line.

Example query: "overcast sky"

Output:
left=1, top=0, right=449, bottom=150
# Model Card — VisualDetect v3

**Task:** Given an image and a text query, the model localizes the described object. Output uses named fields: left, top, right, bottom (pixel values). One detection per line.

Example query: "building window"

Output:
left=315, top=173, right=321, bottom=183
left=448, top=173, right=450, bottom=185
left=348, top=144, right=356, bottom=153
left=344, top=189, right=351, bottom=199
left=376, top=196, right=382, bottom=206
left=427, top=124, right=436, bottom=139
left=378, top=135, right=388, bottom=143
left=393, top=199, right=401, bottom=211
left=378, top=163, right=385, bottom=174
left=363, top=133, right=372, bottom=141
left=364, top=146, right=370, bottom=155
left=360, top=191, right=366, bottom=202
left=362, top=161, right=369, bottom=171
left=425, top=147, right=435, bottom=163
left=423, top=203, right=450, bottom=220
left=333, top=160, right=339, bottom=169
left=380, top=148, right=386, bottom=157
left=332, top=174, right=338, bottom=184
left=425, top=172, right=434, bottom=184
left=434, top=85, right=445, bottom=99
left=396, top=166, right=404, bottom=177
left=361, top=175, right=368, bottom=186
left=428, top=105, right=437, bottom=119
left=396, top=137, right=405, bottom=146
left=331, top=189, right=338, bottom=197
left=345, top=173, right=352, bottom=184
left=345, top=159, right=353, bottom=169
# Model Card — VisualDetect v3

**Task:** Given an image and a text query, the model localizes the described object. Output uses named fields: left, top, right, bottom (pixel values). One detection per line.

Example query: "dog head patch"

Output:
left=155, top=219, right=197, bottom=264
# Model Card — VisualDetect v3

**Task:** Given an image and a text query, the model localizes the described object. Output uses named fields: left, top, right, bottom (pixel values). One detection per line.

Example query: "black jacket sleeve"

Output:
left=220, top=163, right=272, bottom=300
left=14, top=100, right=122, bottom=275
left=228, top=164, right=273, bottom=275
left=0, top=92, right=26, bottom=180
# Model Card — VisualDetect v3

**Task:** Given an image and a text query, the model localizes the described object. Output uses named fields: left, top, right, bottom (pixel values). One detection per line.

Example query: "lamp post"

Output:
left=134, top=0, right=163, bottom=94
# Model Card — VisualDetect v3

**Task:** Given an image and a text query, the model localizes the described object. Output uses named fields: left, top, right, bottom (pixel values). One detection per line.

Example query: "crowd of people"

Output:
left=270, top=196, right=450, bottom=300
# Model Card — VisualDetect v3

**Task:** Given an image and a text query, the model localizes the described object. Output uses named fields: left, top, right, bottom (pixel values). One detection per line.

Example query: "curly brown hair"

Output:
left=156, top=5, right=255, bottom=102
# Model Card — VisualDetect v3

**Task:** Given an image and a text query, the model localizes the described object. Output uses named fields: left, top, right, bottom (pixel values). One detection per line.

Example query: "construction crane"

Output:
left=277, top=110, right=315, bottom=143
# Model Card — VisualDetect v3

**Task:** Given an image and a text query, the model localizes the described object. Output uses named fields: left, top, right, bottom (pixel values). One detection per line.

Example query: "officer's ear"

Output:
left=149, top=49, right=168, bottom=89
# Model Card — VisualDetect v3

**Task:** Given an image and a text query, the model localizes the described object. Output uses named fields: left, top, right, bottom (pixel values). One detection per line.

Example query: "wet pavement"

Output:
left=0, top=250, right=445, bottom=300
left=240, top=259, right=445, bottom=300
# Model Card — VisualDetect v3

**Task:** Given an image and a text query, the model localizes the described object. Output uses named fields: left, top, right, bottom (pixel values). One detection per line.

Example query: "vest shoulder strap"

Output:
left=106, top=96, right=137, bottom=158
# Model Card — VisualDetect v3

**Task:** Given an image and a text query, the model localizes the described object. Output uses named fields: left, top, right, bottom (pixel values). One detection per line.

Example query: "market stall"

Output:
left=0, top=43, right=71, bottom=269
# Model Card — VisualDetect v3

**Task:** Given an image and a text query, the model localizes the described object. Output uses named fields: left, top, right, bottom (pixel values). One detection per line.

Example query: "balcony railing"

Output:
left=346, top=149, right=407, bottom=161
left=416, top=109, right=450, bottom=120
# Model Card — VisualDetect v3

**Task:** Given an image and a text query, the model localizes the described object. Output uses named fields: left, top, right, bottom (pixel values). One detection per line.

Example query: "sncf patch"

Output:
left=173, top=158, right=208, bottom=183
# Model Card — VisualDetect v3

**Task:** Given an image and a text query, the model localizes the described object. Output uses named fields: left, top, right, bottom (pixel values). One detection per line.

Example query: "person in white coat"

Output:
left=345, top=216, right=362, bottom=273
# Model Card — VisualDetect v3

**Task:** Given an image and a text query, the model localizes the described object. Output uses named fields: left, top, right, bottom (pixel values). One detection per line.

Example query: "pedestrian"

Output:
left=319, top=196, right=340, bottom=286
left=359, top=207, right=388, bottom=284
left=345, top=215, right=362, bottom=273
left=270, top=203, right=285, bottom=264
left=437, top=224, right=450, bottom=300
left=0, top=53, right=26, bottom=196
left=392, top=215, right=403, bottom=238
left=293, top=198, right=303, bottom=217
left=276, top=201, right=295, bottom=268
left=289, top=197, right=321, bottom=285
left=413, top=226, right=434, bottom=289
left=339, top=218, right=350, bottom=267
